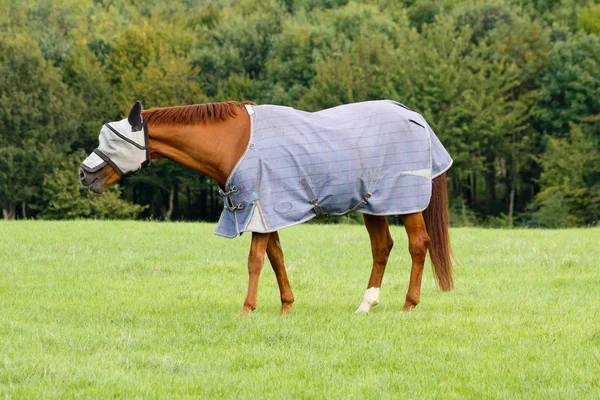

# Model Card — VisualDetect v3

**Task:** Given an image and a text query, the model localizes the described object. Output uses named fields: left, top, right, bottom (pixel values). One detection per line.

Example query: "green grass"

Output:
left=1, top=221, right=599, bottom=399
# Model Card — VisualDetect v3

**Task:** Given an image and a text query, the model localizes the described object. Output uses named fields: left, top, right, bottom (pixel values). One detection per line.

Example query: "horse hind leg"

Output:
left=355, top=214, right=394, bottom=313
left=402, top=212, right=430, bottom=311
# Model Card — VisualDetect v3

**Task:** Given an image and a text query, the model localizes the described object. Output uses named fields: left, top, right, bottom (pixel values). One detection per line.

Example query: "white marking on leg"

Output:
left=355, top=287, right=380, bottom=313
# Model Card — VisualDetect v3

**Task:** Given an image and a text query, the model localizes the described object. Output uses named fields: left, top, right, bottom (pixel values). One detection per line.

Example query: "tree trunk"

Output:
left=210, top=186, right=216, bottom=220
left=485, top=158, right=496, bottom=216
left=506, top=144, right=517, bottom=228
left=464, top=175, right=472, bottom=205
left=199, top=189, right=206, bottom=221
left=508, top=186, right=515, bottom=228
left=173, top=185, right=180, bottom=220
left=150, top=194, right=155, bottom=219
left=2, top=204, right=16, bottom=220
left=214, top=186, right=220, bottom=220
left=472, top=172, right=477, bottom=205
left=166, top=185, right=175, bottom=222
left=186, top=185, right=191, bottom=220
left=22, top=201, right=27, bottom=219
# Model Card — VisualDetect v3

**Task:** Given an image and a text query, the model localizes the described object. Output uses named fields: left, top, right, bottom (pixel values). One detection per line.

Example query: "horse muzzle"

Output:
left=79, top=168, right=105, bottom=194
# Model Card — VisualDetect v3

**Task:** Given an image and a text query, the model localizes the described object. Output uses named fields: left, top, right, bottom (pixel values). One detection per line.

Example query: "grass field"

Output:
left=1, top=221, right=599, bottom=398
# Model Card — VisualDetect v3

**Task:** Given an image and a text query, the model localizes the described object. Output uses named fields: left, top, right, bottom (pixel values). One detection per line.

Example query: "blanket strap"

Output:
left=342, top=169, right=381, bottom=215
left=300, top=169, right=381, bottom=217
left=300, top=178, right=325, bottom=217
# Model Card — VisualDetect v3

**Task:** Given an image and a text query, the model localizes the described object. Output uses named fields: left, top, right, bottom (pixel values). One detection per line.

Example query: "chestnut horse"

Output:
left=79, top=101, right=453, bottom=314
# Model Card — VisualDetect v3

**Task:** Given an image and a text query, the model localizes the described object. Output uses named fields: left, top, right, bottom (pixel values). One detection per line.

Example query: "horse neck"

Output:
left=146, top=113, right=250, bottom=186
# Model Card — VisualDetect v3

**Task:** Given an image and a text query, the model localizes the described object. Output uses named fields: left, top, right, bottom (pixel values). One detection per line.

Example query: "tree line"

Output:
left=0, top=0, right=598, bottom=227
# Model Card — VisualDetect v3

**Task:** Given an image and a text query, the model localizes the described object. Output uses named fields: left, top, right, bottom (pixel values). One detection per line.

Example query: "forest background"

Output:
left=0, top=0, right=598, bottom=227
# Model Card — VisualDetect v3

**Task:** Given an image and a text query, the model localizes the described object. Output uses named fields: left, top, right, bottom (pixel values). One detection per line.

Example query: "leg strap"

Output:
left=300, top=178, right=324, bottom=217
left=300, top=169, right=381, bottom=217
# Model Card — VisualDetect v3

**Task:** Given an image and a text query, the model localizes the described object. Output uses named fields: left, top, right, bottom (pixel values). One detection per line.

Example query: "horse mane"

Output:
left=141, top=101, right=256, bottom=126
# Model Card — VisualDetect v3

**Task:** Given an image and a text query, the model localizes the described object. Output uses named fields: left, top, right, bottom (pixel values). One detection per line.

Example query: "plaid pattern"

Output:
left=215, top=100, right=452, bottom=238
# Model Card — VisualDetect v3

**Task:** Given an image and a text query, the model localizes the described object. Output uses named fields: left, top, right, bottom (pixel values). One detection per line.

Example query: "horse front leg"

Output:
left=242, top=232, right=270, bottom=314
left=402, top=212, right=430, bottom=311
left=356, top=214, right=394, bottom=313
left=266, top=231, right=295, bottom=314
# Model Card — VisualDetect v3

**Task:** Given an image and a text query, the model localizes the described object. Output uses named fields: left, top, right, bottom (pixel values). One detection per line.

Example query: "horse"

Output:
left=79, top=100, right=453, bottom=314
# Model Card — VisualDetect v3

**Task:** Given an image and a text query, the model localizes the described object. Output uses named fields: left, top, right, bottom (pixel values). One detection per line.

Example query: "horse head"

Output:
left=79, top=101, right=150, bottom=193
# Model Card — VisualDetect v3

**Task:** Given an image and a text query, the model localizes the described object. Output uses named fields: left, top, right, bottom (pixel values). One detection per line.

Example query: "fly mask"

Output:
left=80, top=101, right=150, bottom=177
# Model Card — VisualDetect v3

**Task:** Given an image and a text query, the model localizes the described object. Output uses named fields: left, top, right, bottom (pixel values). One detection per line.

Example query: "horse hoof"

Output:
left=356, top=287, right=380, bottom=313
left=402, top=302, right=416, bottom=312
left=240, top=305, right=255, bottom=316
left=355, top=302, right=377, bottom=313
left=280, top=304, right=292, bottom=314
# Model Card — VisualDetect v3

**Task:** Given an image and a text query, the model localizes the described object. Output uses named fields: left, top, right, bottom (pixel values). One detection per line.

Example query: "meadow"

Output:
left=1, top=221, right=599, bottom=399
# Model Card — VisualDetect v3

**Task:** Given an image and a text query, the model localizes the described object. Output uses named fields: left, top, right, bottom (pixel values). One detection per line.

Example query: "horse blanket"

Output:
left=215, top=100, right=452, bottom=238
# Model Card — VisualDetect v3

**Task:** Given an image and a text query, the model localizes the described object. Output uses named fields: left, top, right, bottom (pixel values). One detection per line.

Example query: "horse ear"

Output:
left=128, top=100, right=143, bottom=130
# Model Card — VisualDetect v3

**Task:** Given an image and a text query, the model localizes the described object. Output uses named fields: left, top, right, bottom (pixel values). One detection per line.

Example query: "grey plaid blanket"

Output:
left=215, top=100, right=452, bottom=238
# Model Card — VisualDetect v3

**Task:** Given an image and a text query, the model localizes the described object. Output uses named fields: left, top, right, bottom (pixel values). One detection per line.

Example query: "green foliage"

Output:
left=39, top=151, right=145, bottom=219
left=0, top=35, right=80, bottom=217
left=20, top=0, right=91, bottom=65
left=539, top=33, right=600, bottom=137
left=191, top=0, right=285, bottom=97
left=104, top=20, right=200, bottom=106
left=299, top=36, right=397, bottom=110
left=125, top=55, right=204, bottom=111
left=62, top=43, right=119, bottom=150
left=407, top=0, right=441, bottom=30
left=529, top=193, right=579, bottom=228
left=533, top=124, right=600, bottom=227
left=578, top=4, right=600, bottom=34
left=267, top=17, right=338, bottom=97
left=448, top=202, right=477, bottom=228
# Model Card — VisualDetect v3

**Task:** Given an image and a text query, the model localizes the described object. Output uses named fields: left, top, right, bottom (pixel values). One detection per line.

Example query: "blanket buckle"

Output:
left=219, top=185, right=243, bottom=213
left=300, top=178, right=326, bottom=218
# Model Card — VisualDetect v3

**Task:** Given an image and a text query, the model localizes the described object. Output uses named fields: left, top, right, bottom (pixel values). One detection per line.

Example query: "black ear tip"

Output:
left=129, top=101, right=142, bottom=115
left=128, top=100, right=144, bottom=129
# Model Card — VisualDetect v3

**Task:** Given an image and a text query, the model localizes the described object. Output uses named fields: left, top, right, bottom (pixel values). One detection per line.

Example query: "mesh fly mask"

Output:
left=80, top=102, right=150, bottom=177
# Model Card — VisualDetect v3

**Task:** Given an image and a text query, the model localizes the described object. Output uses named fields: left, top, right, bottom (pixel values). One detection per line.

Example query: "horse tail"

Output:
left=423, top=172, right=454, bottom=291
